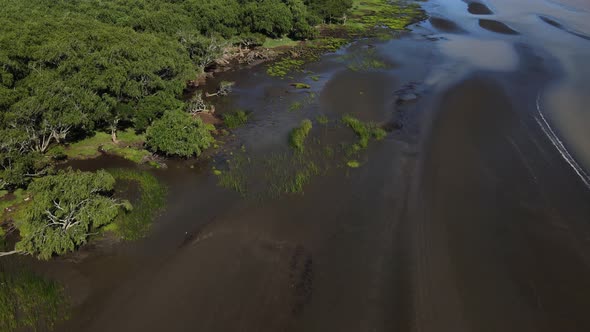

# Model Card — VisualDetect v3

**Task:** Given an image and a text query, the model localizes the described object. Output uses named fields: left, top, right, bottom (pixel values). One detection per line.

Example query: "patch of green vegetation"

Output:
left=316, top=115, right=329, bottom=125
left=373, top=127, right=387, bottom=140
left=310, top=75, right=320, bottom=81
left=267, top=58, right=306, bottom=77
left=146, top=110, right=214, bottom=157
left=289, top=101, right=303, bottom=112
left=324, top=146, right=335, bottom=158
left=263, top=37, right=299, bottom=49
left=347, top=160, right=361, bottom=168
left=0, top=189, right=26, bottom=222
left=0, top=189, right=29, bottom=250
left=308, top=37, right=349, bottom=53
left=218, top=154, right=249, bottom=195
left=266, top=38, right=349, bottom=78
left=349, top=0, right=426, bottom=30
left=291, top=83, right=311, bottom=89
left=289, top=119, right=313, bottom=153
left=340, top=48, right=389, bottom=72
left=342, top=114, right=387, bottom=153
left=275, top=158, right=319, bottom=194
left=0, top=269, right=69, bottom=332
left=222, top=110, right=250, bottom=129
left=108, top=169, right=166, bottom=240
left=63, top=129, right=150, bottom=163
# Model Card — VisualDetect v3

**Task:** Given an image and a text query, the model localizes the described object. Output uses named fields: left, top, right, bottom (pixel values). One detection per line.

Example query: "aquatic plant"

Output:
left=348, top=0, right=426, bottom=31
left=222, top=110, right=250, bottom=129
left=0, top=269, right=69, bottom=332
left=289, top=119, right=313, bottom=152
left=289, top=101, right=303, bottom=112
left=291, top=83, right=311, bottom=89
left=341, top=114, right=387, bottom=152
left=347, top=160, right=361, bottom=168
left=340, top=48, right=389, bottom=72
left=316, top=115, right=329, bottom=125
left=267, top=58, right=305, bottom=77
left=107, top=169, right=166, bottom=240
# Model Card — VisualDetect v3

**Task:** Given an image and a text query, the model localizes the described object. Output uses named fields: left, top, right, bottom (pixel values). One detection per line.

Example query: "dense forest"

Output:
left=0, top=0, right=353, bottom=191
left=0, top=0, right=366, bottom=260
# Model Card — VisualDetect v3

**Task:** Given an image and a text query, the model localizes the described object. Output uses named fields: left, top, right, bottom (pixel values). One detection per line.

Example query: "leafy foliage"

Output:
left=14, top=170, right=128, bottom=260
left=146, top=110, right=214, bottom=157
left=0, top=0, right=344, bottom=188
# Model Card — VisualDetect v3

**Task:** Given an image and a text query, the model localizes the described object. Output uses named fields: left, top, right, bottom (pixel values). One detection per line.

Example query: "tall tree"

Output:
left=1, top=170, right=130, bottom=260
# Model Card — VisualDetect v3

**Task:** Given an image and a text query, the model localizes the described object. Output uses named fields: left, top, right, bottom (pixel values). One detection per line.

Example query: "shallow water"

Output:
left=6, top=0, right=590, bottom=331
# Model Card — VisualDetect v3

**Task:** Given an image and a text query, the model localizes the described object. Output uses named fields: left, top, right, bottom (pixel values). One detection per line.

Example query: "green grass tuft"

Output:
left=347, top=160, right=361, bottom=168
left=0, top=269, right=69, bottom=332
left=267, top=59, right=305, bottom=77
left=291, top=83, right=311, bottom=89
left=289, top=119, right=313, bottom=152
left=222, top=110, right=250, bottom=129
left=316, top=115, right=329, bottom=125
left=342, top=114, right=386, bottom=153
left=289, top=101, right=303, bottom=112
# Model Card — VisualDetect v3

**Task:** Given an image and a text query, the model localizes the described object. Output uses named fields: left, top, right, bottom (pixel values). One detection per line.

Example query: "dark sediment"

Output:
left=468, top=2, right=493, bottom=15
left=479, top=19, right=519, bottom=34
left=429, top=17, right=465, bottom=33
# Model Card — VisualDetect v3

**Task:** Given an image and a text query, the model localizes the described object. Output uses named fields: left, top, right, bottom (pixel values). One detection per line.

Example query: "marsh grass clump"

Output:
left=222, top=110, right=250, bottom=129
left=218, top=154, right=249, bottom=194
left=347, top=160, right=361, bottom=168
left=291, top=83, right=311, bottom=89
left=107, top=169, right=166, bottom=240
left=340, top=48, right=389, bottom=72
left=316, top=115, right=329, bottom=125
left=289, top=101, right=303, bottom=112
left=0, top=268, right=69, bottom=332
left=342, top=114, right=387, bottom=153
left=281, top=160, right=319, bottom=194
left=267, top=58, right=305, bottom=77
left=289, top=119, right=313, bottom=152
left=349, top=0, right=426, bottom=30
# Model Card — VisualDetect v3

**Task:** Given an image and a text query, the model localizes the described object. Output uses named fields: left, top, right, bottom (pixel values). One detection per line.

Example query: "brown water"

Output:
left=6, top=0, right=590, bottom=331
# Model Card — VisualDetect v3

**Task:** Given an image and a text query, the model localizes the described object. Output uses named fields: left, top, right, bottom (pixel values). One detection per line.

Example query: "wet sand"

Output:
left=5, top=0, right=590, bottom=331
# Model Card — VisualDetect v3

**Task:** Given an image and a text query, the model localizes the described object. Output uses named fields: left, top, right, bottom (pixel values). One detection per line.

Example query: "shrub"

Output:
left=13, top=170, right=128, bottom=259
left=146, top=110, right=214, bottom=157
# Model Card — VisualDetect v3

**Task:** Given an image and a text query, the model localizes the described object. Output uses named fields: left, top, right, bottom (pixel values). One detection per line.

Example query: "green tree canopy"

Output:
left=12, top=170, right=129, bottom=260
left=146, top=110, right=214, bottom=157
